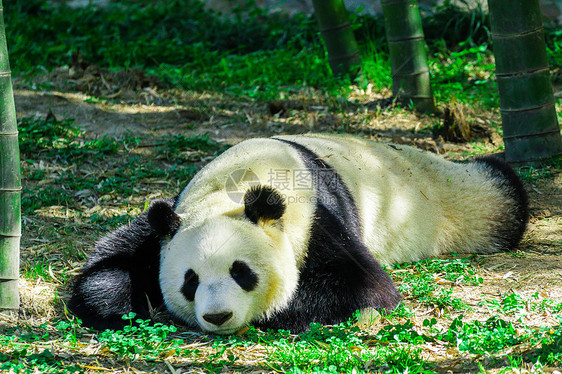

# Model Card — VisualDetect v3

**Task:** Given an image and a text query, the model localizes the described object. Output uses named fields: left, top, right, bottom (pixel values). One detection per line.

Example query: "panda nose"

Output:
left=203, top=311, right=233, bottom=326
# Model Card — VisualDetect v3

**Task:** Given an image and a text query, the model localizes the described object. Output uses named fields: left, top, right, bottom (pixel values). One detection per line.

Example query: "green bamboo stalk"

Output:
left=0, top=0, right=21, bottom=311
left=488, top=0, right=562, bottom=163
left=311, top=0, right=361, bottom=78
left=381, top=0, right=434, bottom=112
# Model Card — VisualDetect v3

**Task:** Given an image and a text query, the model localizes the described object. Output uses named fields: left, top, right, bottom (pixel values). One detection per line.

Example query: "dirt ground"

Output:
left=10, top=67, right=562, bottom=372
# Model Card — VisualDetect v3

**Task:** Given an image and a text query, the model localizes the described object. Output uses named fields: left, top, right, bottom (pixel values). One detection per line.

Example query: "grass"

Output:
left=11, top=0, right=559, bottom=105
left=392, top=256, right=482, bottom=311
left=3, top=0, right=562, bottom=373
left=7, top=0, right=561, bottom=107
left=18, top=116, right=223, bottom=217
left=3, top=294, right=561, bottom=372
left=10, top=112, right=560, bottom=372
left=97, top=314, right=182, bottom=359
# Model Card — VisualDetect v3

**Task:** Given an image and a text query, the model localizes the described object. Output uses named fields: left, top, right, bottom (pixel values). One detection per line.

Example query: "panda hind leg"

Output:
left=68, top=197, right=177, bottom=330
left=68, top=265, right=150, bottom=330
left=473, top=156, right=529, bottom=251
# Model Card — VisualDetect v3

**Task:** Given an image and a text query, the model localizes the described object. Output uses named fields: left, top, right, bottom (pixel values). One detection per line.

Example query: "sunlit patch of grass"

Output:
left=441, top=315, right=530, bottom=355
left=154, top=46, right=343, bottom=101
left=209, top=316, right=431, bottom=373
left=518, top=157, right=562, bottom=182
left=531, top=316, right=562, bottom=365
left=392, top=257, right=481, bottom=311
left=97, top=314, right=182, bottom=360
left=19, top=116, right=222, bottom=216
left=530, top=293, right=562, bottom=314
left=4, top=304, right=560, bottom=373
left=429, top=41, right=498, bottom=107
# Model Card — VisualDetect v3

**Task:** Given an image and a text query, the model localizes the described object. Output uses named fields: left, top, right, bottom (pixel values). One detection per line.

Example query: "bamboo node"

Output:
left=491, top=26, right=544, bottom=39
left=500, top=101, right=556, bottom=113
left=502, top=128, right=562, bottom=140
left=387, top=35, right=424, bottom=43
left=319, top=22, right=351, bottom=34
left=391, top=69, right=429, bottom=77
left=495, top=66, right=551, bottom=77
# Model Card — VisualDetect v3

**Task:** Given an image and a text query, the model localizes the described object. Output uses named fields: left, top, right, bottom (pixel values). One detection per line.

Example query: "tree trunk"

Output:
left=381, top=0, right=434, bottom=112
left=488, top=0, right=562, bottom=163
left=0, top=0, right=21, bottom=311
left=311, top=0, right=361, bottom=78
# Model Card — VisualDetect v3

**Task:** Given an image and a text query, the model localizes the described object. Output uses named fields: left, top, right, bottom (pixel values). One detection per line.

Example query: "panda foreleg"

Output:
left=68, top=197, right=177, bottom=330
left=256, top=239, right=402, bottom=333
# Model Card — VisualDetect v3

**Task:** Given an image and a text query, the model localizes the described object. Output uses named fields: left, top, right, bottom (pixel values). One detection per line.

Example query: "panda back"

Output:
left=275, top=135, right=528, bottom=264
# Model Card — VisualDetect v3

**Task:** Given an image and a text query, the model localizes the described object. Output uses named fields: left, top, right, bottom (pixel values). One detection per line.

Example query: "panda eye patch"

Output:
left=181, top=269, right=199, bottom=302
left=230, top=260, right=258, bottom=292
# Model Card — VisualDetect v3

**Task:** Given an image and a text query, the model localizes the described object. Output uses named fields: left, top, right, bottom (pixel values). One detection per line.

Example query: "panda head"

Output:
left=148, top=185, right=298, bottom=334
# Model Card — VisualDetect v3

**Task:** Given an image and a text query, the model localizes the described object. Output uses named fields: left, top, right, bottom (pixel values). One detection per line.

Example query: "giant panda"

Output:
left=69, top=134, right=528, bottom=334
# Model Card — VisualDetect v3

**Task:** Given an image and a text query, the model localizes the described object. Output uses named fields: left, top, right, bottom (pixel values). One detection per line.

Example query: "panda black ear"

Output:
left=147, top=199, right=181, bottom=237
left=244, top=185, right=286, bottom=224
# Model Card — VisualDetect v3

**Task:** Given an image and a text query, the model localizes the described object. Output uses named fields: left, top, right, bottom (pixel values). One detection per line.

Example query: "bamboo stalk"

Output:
left=488, top=0, right=562, bottom=163
left=381, top=0, right=434, bottom=112
left=0, top=0, right=21, bottom=310
left=311, top=0, right=361, bottom=78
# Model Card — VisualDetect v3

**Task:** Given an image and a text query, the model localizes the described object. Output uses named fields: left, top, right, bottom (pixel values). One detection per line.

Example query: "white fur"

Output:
left=160, top=134, right=519, bottom=333
left=275, top=134, right=517, bottom=264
